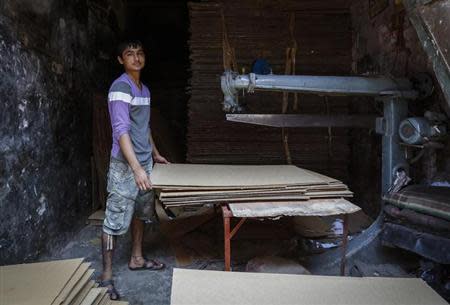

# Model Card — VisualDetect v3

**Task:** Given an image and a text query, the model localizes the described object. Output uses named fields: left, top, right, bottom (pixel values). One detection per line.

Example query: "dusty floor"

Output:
left=39, top=207, right=436, bottom=305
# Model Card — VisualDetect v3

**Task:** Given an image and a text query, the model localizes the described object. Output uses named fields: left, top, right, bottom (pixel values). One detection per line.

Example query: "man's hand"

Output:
left=153, top=154, right=170, bottom=164
left=132, top=165, right=152, bottom=191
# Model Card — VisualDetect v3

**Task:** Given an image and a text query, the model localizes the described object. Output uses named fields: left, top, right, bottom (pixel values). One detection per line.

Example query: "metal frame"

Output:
left=221, top=205, right=350, bottom=275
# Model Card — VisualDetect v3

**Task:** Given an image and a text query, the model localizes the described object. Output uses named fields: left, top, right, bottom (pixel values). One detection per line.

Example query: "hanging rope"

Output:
left=281, top=12, right=298, bottom=165
left=324, top=96, right=333, bottom=174
left=221, top=7, right=237, bottom=72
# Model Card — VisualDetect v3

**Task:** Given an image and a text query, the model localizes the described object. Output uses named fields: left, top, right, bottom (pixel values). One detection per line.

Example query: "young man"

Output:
left=101, top=40, right=168, bottom=300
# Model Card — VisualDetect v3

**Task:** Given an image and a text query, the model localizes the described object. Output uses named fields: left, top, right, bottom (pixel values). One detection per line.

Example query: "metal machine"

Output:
left=220, top=70, right=450, bottom=270
left=220, top=71, right=433, bottom=194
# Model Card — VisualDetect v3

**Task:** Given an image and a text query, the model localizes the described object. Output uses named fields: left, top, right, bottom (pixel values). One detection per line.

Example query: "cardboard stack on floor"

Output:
left=0, top=258, right=128, bottom=305
left=151, top=164, right=354, bottom=211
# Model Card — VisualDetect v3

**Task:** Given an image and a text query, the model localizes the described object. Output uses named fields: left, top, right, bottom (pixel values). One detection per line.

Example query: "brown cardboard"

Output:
left=61, top=269, right=95, bottom=305
left=170, top=268, right=448, bottom=305
left=79, top=287, right=102, bottom=305
left=0, top=258, right=83, bottom=305
left=151, top=164, right=332, bottom=187
left=71, top=280, right=96, bottom=305
left=52, top=262, right=91, bottom=305
left=91, top=288, right=108, bottom=305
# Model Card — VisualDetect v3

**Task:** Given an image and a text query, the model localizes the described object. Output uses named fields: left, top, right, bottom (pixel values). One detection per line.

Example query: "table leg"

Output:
left=340, top=214, right=349, bottom=276
left=222, top=205, right=232, bottom=271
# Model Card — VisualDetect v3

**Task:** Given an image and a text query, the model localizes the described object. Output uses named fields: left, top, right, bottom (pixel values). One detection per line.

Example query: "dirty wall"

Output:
left=0, top=0, right=120, bottom=264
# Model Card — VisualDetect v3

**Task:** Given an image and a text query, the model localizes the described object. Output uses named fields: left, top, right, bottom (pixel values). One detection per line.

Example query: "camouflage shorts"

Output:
left=103, top=158, right=156, bottom=236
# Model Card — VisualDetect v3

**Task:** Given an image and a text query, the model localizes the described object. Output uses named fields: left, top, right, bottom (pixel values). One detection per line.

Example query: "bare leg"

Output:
left=129, top=217, right=146, bottom=268
left=131, top=217, right=144, bottom=258
left=128, top=217, right=165, bottom=269
left=101, top=232, right=119, bottom=300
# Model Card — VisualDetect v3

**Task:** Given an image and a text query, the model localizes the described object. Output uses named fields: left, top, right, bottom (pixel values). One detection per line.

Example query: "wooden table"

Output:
left=220, top=198, right=361, bottom=275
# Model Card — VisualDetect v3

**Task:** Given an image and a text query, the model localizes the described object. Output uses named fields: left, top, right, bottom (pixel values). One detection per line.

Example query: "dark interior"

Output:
left=1, top=0, right=449, bottom=303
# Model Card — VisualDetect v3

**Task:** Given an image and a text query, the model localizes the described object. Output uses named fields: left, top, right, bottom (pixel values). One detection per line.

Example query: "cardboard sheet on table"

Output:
left=228, top=198, right=361, bottom=217
left=157, top=183, right=346, bottom=191
left=162, top=195, right=311, bottom=206
left=0, top=258, right=84, bottom=305
left=170, top=268, right=448, bottom=305
left=159, top=188, right=308, bottom=199
left=161, top=191, right=352, bottom=203
left=151, top=163, right=337, bottom=187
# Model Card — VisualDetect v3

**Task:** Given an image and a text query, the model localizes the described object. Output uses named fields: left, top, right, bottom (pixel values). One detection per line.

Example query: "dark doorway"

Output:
left=124, top=0, right=190, bottom=162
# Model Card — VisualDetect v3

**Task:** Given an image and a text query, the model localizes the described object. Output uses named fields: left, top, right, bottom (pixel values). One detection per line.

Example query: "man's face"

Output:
left=118, top=46, right=145, bottom=72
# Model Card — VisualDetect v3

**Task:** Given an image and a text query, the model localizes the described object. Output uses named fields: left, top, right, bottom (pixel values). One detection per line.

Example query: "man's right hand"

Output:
left=132, top=166, right=152, bottom=191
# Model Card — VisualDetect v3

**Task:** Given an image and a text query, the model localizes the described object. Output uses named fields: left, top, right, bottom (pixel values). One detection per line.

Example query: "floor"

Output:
left=40, top=205, right=435, bottom=305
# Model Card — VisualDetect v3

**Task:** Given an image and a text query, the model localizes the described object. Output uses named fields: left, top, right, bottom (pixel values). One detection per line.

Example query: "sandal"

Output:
left=128, top=256, right=165, bottom=271
left=99, top=279, right=120, bottom=300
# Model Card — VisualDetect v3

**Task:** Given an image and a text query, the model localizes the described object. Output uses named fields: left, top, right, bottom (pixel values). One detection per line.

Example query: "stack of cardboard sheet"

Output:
left=0, top=258, right=129, bottom=305
left=151, top=164, right=353, bottom=208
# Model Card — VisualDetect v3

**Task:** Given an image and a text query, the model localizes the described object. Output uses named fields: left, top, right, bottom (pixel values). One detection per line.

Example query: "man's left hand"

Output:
left=154, top=154, right=170, bottom=164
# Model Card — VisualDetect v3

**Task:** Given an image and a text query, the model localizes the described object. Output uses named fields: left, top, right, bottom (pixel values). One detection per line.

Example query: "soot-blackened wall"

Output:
left=0, top=0, right=120, bottom=264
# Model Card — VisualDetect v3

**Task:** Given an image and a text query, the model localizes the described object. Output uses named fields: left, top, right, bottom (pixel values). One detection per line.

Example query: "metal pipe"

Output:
left=221, top=71, right=417, bottom=111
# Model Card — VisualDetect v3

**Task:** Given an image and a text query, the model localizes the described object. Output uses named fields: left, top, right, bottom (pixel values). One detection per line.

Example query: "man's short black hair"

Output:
left=117, top=39, right=144, bottom=57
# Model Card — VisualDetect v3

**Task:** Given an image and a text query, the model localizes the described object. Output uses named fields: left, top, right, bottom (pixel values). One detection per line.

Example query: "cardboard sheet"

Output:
left=170, top=268, right=448, bottom=305
left=228, top=198, right=361, bottom=217
left=52, top=262, right=91, bottom=305
left=79, top=287, right=102, bottom=305
left=91, top=288, right=108, bottom=305
left=71, top=280, right=96, bottom=305
left=151, top=164, right=333, bottom=187
left=0, top=258, right=84, bottom=305
left=159, top=188, right=308, bottom=198
left=62, top=269, right=95, bottom=305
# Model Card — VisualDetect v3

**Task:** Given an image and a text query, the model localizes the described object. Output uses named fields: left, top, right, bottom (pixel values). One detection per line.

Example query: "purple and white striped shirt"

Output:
left=108, top=73, right=152, bottom=164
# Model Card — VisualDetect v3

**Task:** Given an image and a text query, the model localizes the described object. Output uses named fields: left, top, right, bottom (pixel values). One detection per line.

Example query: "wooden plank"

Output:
left=170, top=268, right=448, bottom=305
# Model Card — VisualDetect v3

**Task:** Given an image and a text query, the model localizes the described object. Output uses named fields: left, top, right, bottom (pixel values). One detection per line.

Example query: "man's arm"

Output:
left=150, top=132, right=169, bottom=164
left=119, top=134, right=152, bottom=191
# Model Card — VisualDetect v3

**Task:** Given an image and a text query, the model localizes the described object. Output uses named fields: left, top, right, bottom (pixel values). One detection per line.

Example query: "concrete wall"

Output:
left=0, top=0, right=119, bottom=264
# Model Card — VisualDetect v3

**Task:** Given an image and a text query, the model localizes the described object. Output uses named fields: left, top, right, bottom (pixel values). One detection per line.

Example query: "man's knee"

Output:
left=103, top=192, right=135, bottom=236
left=134, top=190, right=157, bottom=223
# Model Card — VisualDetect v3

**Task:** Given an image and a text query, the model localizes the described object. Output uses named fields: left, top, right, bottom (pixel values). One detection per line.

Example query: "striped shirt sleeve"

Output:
left=108, top=81, right=132, bottom=140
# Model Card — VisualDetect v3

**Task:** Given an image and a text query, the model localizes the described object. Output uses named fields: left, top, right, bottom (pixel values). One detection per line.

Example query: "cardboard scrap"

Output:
left=228, top=198, right=361, bottom=218
left=170, top=268, right=448, bottom=305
